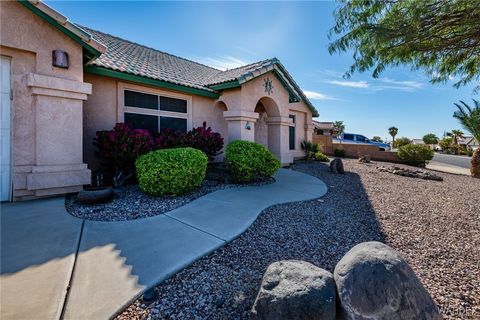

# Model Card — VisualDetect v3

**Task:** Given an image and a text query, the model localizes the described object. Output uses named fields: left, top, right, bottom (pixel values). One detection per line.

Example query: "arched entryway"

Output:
left=254, top=97, right=280, bottom=151
left=213, top=101, right=228, bottom=144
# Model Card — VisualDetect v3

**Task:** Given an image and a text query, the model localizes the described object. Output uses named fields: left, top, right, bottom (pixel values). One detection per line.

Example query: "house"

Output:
left=312, top=121, right=338, bottom=136
left=0, top=0, right=317, bottom=201
left=458, top=136, right=479, bottom=151
left=411, top=139, right=425, bottom=145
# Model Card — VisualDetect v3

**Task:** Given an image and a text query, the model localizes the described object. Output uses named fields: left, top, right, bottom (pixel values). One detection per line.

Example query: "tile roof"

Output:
left=78, top=26, right=318, bottom=115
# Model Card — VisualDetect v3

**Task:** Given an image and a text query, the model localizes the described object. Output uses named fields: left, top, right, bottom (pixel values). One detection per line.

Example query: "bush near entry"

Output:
left=397, top=144, right=434, bottom=167
left=136, top=147, right=207, bottom=196
left=314, top=151, right=330, bottom=162
left=225, top=140, right=280, bottom=183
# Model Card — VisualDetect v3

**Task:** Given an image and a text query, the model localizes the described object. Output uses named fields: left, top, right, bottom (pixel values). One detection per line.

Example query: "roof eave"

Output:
left=85, top=65, right=220, bottom=98
left=18, top=0, right=106, bottom=63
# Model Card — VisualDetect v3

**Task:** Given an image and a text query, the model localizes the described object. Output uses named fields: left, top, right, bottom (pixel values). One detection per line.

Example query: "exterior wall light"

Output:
left=245, top=121, right=252, bottom=130
left=52, top=50, right=69, bottom=68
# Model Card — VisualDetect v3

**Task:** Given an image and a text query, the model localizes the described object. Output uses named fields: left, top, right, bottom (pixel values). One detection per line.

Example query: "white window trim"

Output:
left=117, top=82, right=193, bottom=131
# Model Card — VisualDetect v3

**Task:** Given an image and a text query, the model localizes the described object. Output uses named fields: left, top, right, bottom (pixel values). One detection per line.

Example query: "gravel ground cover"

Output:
left=117, top=159, right=479, bottom=319
left=66, top=177, right=273, bottom=221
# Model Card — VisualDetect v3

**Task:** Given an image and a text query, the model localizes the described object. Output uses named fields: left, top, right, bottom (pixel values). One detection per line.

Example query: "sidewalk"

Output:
left=1, top=168, right=327, bottom=320
left=427, top=161, right=471, bottom=176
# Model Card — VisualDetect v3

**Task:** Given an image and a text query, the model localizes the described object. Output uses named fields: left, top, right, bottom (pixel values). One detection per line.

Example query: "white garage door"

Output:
left=1, top=56, right=11, bottom=202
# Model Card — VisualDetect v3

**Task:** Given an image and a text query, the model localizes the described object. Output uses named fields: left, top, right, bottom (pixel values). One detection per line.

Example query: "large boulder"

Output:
left=334, top=241, right=441, bottom=320
left=251, top=260, right=336, bottom=320
left=330, top=158, right=345, bottom=174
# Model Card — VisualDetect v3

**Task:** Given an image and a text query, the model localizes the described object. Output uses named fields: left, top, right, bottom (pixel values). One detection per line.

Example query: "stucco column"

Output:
left=223, top=110, right=259, bottom=143
left=305, top=122, right=314, bottom=142
left=21, top=73, right=92, bottom=197
left=266, top=116, right=293, bottom=165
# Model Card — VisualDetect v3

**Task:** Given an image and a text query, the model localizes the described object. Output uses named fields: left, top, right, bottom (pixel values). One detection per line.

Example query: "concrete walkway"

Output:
left=1, top=168, right=327, bottom=320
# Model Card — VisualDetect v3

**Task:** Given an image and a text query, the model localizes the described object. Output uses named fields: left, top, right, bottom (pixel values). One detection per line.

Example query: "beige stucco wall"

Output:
left=1, top=1, right=91, bottom=200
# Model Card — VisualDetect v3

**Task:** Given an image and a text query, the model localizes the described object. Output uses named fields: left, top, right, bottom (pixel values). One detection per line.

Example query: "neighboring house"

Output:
left=313, top=121, right=338, bottom=136
left=411, top=139, right=425, bottom=145
left=458, top=136, right=479, bottom=150
left=0, top=0, right=317, bottom=201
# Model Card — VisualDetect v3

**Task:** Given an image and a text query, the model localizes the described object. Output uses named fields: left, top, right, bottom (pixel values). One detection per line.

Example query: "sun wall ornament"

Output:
left=263, top=78, right=273, bottom=95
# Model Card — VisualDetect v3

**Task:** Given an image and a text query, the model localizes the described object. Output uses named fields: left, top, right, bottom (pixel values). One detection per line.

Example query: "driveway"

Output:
left=0, top=168, right=327, bottom=320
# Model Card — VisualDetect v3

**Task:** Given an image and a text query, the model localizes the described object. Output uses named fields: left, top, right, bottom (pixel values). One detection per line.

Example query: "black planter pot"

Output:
left=77, top=187, right=114, bottom=205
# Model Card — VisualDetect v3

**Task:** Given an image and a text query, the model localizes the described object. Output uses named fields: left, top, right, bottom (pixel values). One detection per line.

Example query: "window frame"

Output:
left=117, top=82, right=192, bottom=132
left=289, top=114, right=296, bottom=150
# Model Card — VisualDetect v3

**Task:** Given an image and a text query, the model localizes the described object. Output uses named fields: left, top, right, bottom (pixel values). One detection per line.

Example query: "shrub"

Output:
left=300, top=140, right=320, bottom=159
left=394, top=137, right=411, bottom=148
left=187, top=122, right=224, bottom=161
left=225, top=140, right=280, bottom=183
left=334, top=147, right=346, bottom=157
left=313, top=151, right=330, bottom=162
left=397, top=144, right=434, bottom=167
left=94, top=123, right=155, bottom=186
left=135, top=147, right=207, bottom=196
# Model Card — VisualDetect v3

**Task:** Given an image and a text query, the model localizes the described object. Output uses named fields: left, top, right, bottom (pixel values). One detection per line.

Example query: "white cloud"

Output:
left=328, top=80, right=369, bottom=88
left=195, top=56, right=248, bottom=71
left=304, top=90, right=337, bottom=101
left=378, top=78, right=425, bottom=90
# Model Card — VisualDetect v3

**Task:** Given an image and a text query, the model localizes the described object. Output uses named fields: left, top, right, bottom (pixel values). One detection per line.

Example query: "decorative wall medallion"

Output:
left=263, top=78, right=273, bottom=95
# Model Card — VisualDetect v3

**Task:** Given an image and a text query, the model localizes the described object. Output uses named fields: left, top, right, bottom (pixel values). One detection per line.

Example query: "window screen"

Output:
left=160, top=96, right=187, bottom=113
left=124, top=90, right=158, bottom=110
left=125, top=113, right=158, bottom=132
left=289, top=115, right=296, bottom=150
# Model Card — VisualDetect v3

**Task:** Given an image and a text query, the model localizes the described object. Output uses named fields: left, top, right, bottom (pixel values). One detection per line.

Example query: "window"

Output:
left=356, top=135, right=366, bottom=142
left=343, top=134, right=354, bottom=141
left=289, top=115, right=296, bottom=150
left=123, top=89, right=188, bottom=132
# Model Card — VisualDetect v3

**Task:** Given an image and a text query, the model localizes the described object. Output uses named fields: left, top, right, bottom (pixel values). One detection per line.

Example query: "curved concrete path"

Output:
left=1, top=168, right=327, bottom=320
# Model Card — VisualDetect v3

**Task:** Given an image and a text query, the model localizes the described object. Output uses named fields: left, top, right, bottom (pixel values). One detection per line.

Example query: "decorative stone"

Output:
left=358, top=155, right=371, bottom=163
left=251, top=260, right=336, bottom=320
left=330, top=158, right=345, bottom=174
left=334, top=241, right=441, bottom=320
left=377, top=166, right=443, bottom=181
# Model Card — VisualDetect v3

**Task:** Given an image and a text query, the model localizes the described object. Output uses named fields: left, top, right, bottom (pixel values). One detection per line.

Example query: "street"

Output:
left=432, top=153, right=471, bottom=169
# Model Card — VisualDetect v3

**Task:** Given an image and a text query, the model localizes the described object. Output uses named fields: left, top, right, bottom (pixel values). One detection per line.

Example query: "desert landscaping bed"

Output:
left=117, top=159, right=479, bottom=319
left=66, top=175, right=274, bottom=221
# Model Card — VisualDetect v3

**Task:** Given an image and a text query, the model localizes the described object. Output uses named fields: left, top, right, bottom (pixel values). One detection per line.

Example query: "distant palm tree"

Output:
left=449, top=129, right=465, bottom=145
left=453, top=99, right=480, bottom=178
left=388, top=126, right=398, bottom=147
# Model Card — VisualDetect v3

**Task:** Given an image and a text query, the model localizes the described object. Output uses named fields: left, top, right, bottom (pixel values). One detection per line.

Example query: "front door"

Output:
left=1, top=56, right=12, bottom=201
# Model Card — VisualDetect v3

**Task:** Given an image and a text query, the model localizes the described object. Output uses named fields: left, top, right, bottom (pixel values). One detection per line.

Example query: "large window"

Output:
left=123, top=89, right=188, bottom=132
left=289, top=115, right=296, bottom=150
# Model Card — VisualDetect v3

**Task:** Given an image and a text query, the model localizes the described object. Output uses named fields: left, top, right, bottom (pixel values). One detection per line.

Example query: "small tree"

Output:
left=333, top=121, right=345, bottom=137
left=453, top=100, right=480, bottom=177
left=449, top=129, right=465, bottom=145
left=371, top=136, right=383, bottom=142
left=422, top=133, right=439, bottom=145
left=388, top=127, right=398, bottom=146
left=395, top=137, right=411, bottom=148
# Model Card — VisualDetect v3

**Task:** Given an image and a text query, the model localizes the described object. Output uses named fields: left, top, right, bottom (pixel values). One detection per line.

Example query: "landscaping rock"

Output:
left=251, top=260, right=336, bottom=320
left=377, top=165, right=443, bottom=181
left=334, top=241, right=441, bottom=320
left=358, top=155, right=371, bottom=163
left=330, top=158, right=345, bottom=174
left=77, top=187, right=114, bottom=204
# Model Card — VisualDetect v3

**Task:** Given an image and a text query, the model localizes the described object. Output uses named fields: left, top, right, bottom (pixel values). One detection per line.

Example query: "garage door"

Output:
left=1, top=56, right=11, bottom=201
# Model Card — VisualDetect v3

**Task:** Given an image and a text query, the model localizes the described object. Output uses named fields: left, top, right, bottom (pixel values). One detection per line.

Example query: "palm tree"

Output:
left=388, top=126, right=398, bottom=147
left=453, top=99, right=480, bottom=178
left=449, top=129, right=465, bottom=145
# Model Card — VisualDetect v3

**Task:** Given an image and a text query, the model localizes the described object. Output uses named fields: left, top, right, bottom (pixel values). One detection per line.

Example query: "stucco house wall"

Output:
left=1, top=1, right=92, bottom=200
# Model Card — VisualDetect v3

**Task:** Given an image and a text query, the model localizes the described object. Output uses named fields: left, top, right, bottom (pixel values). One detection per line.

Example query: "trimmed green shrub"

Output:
left=397, top=144, right=434, bottom=167
left=334, top=147, right=346, bottom=157
left=225, top=140, right=280, bottom=183
left=135, top=147, right=207, bottom=196
left=300, top=140, right=320, bottom=159
left=313, top=151, right=330, bottom=162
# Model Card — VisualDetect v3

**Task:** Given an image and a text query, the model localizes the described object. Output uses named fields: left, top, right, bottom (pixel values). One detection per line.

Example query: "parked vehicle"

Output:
left=333, top=133, right=391, bottom=151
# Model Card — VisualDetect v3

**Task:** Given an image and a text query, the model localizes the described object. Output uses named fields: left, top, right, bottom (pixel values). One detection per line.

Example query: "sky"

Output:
left=47, top=1, right=478, bottom=142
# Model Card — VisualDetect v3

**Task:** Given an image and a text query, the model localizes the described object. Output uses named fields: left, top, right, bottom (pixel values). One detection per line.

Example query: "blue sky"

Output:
left=48, top=1, right=478, bottom=141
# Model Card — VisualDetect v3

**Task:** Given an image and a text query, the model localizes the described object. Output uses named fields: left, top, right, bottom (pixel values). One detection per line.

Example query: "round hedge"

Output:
left=135, top=147, right=207, bottom=196
left=397, top=143, right=434, bottom=167
left=225, top=140, right=281, bottom=183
